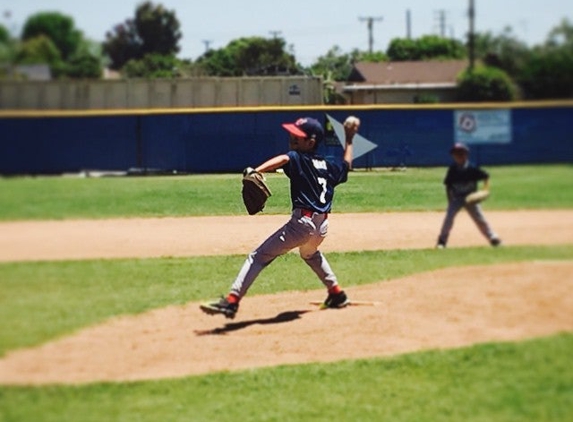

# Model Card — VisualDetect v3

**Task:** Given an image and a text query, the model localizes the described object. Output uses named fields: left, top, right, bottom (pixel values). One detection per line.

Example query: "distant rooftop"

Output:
left=347, top=60, right=469, bottom=87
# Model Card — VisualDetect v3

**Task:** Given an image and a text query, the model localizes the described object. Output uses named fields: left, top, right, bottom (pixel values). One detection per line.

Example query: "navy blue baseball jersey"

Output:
left=282, top=150, right=349, bottom=213
left=444, top=161, right=489, bottom=197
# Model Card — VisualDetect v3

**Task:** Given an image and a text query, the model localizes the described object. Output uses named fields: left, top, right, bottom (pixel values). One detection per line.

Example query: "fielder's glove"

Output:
left=465, top=190, right=490, bottom=205
left=241, top=167, right=272, bottom=215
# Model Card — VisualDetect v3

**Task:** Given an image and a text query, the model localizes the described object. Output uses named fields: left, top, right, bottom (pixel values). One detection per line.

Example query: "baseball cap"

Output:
left=282, top=117, right=324, bottom=143
left=450, top=142, right=470, bottom=153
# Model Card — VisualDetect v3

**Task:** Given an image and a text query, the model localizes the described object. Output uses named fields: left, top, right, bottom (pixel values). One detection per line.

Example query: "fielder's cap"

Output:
left=282, top=117, right=324, bottom=143
left=450, top=142, right=470, bottom=153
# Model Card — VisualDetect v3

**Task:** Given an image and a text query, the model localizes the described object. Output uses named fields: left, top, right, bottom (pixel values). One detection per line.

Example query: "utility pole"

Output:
left=359, top=16, right=383, bottom=53
left=434, top=9, right=447, bottom=37
left=406, top=9, right=412, bottom=39
left=201, top=40, right=212, bottom=53
left=468, top=0, right=475, bottom=71
left=269, top=30, right=282, bottom=39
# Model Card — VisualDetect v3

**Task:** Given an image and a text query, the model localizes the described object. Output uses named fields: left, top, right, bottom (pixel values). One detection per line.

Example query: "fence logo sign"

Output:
left=454, top=110, right=512, bottom=144
left=288, top=84, right=301, bottom=96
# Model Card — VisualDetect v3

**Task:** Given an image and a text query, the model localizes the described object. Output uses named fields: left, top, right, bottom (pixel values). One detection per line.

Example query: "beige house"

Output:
left=342, top=60, right=469, bottom=104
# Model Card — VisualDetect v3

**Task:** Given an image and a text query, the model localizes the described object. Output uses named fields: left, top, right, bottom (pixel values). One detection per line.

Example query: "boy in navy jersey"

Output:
left=436, top=142, right=501, bottom=248
left=201, top=117, right=358, bottom=318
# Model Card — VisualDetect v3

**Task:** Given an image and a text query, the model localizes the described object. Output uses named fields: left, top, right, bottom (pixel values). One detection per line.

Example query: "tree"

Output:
left=0, top=24, right=14, bottom=67
left=386, top=38, right=417, bottom=61
left=546, top=18, right=573, bottom=49
left=21, top=12, right=82, bottom=61
left=197, top=48, right=236, bottom=76
left=102, top=20, right=142, bottom=70
left=308, top=46, right=388, bottom=104
left=0, top=24, right=9, bottom=44
left=123, top=53, right=180, bottom=78
left=360, top=51, right=388, bottom=63
left=457, top=66, right=517, bottom=102
left=308, top=46, right=354, bottom=104
left=517, top=19, right=573, bottom=99
left=232, top=37, right=296, bottom=75
left=14, top=35, right=62, bottom=65
left=474, top=27, right=531, bottom=77
left=308, top=47, right=388, bottom=82
left=196, top=36, right=300, bottom=76
left=519, top=50, right=573, bottom=99
left=310, top=46, right=359, bottom=82
left=135, top=1, right=181, bottom=56
left=54, top=52, right=102, bottom=79
left=102, top=1, right=181, bottom=70
left=16, top=12, right=103, bottom=79
left=387, top=35, right=466, bottom=61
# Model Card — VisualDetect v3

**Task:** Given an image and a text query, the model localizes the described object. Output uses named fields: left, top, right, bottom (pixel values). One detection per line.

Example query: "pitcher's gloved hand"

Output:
left=242, top=168, right=272, bottom=215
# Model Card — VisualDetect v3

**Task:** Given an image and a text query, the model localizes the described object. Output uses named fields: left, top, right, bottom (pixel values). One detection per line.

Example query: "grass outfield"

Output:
left=1, top=165, right=572, bottom=421
left=0, top=164, right=572, bottom=220
left=1, top=334, right=572, bottom=422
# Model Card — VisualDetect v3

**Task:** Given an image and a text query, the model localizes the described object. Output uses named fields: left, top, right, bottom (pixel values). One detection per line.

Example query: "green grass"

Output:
left=1, top=164, right=572, bottom=220
left=1, top=245, right=572, bottom=356
left=1, top=334, right=572, bottom=422
left=1, top=164, right=572, bottom=421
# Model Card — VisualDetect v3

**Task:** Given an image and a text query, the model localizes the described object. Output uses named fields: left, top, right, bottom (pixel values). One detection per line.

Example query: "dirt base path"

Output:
left=1, top=261, right=572, bottom=385
left=1, top=210, right=572, bottom=262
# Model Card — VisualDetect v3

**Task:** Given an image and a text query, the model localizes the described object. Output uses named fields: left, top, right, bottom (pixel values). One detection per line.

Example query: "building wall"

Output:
left=1, top=102, right=571, bottom=175
left=0, top=77, right=323, bottom=109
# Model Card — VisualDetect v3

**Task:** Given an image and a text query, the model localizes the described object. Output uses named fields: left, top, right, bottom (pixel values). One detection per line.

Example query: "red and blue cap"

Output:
left=282, top=117, right=324, bottom=143
left=450, top=142, right=470, bottom=153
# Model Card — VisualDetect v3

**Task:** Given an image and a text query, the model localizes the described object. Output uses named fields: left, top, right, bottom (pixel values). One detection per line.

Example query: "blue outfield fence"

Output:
left=1, top=101, right=572, bottom=175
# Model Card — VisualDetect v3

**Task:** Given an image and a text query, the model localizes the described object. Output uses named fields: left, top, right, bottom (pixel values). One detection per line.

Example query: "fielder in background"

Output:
left=201, top=116, right=359, bottom=319
left=436, top=142, right=502, bottom=249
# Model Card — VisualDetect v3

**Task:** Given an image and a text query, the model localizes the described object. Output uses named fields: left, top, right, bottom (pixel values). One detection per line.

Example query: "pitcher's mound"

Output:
left=1, top=261, right=571, bottom=385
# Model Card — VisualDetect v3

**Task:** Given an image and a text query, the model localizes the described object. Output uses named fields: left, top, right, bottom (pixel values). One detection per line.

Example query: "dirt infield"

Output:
left=0, top=210, right=572, bottom=385
left=1, top=210, right=573, bottom=262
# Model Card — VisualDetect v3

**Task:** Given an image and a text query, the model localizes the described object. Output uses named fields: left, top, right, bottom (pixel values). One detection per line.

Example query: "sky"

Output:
left=1, top=0, right=571, bottom=66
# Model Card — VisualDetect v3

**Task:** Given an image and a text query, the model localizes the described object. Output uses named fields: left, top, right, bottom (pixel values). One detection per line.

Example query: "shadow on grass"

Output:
left=195, top=310, right=311, bottom=336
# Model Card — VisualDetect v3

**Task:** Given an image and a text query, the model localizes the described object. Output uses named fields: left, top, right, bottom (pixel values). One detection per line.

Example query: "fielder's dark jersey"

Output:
left=282, top=150, right=349, bottom=213
left=444, top=161, right=489, bottom=198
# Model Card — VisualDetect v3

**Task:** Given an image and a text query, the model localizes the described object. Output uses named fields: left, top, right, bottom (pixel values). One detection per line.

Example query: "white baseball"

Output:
left=344, top=116, right=360, bottom=128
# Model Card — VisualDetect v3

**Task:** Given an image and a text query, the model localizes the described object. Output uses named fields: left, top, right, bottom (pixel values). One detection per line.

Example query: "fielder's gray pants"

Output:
left=438, top=196, right=497, bottom=246
left=230, top=209, right=338, bottom=299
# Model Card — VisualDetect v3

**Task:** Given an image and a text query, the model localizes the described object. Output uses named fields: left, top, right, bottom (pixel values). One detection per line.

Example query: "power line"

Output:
left=358, top=16, right=383, bottom=53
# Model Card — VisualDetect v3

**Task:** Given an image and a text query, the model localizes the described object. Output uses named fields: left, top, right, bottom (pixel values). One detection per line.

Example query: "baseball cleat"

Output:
left=200, top=297, right=238, bottom=319
left=322, top=290, right=349, bottom=309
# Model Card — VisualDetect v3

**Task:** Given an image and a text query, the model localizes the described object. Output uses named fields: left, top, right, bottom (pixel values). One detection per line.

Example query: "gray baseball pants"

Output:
left=230, top=209, right=338, bottom=298
left=438, top=196, right=498, bottom=246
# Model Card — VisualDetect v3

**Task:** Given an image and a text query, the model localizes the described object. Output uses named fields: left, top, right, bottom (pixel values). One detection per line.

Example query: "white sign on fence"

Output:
left=454, top=109, right=512, bottom=144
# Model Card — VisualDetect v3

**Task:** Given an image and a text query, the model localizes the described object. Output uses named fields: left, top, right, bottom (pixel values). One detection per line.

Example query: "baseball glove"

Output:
left=242, top=167, right=272, bottom=215
left=465, top=190, right=490, bottom=204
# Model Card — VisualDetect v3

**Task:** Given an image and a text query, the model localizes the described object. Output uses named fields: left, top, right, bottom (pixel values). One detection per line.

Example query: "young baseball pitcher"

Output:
left=436, top=142, right=502, bottom=248
left=201, top=116, right=359, bottom=318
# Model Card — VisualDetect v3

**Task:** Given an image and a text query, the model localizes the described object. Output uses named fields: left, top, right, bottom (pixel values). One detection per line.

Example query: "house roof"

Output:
left=347, top=60, right=469, bottom=87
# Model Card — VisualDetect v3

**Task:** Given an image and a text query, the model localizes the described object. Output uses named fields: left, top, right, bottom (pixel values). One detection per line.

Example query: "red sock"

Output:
left=328, top=285, right=342, bottom=294
left=226, top=293, right=240, bottom=304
